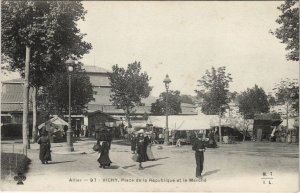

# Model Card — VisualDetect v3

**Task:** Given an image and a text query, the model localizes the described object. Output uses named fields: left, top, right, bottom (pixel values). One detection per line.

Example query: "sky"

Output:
left=2, top=1, right=299, bottom=97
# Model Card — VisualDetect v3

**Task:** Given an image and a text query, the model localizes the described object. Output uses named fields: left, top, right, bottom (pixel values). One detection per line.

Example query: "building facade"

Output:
left=84, top=65, right=197, bottom=117
left=1, top=79, right=34, bottom=137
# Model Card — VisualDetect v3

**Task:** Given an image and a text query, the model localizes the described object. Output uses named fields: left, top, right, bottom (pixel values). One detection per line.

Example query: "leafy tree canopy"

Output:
left=267, top=95, right=277, bottom=106
left=228, top=91, right=239, bottom=103
left=1, top=1, right=92, bottom=87
left=195, top=66, right=232, bottom=115
left=238, top=85, right=270, bottom=119
left=271, top=0, right=299, bottom=61
left=151, top=90, right=182, bottom=115
left=37, top=63, right=94, bottom=117
left=108, top=61, right=152, bottom=122
left=273, top=78, right=299, bottom=113
left=179, top=94, right=195, bottom=104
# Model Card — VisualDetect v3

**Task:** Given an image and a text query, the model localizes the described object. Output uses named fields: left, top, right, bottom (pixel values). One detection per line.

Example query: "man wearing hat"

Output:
left=192, top=133, right=208, bottom=178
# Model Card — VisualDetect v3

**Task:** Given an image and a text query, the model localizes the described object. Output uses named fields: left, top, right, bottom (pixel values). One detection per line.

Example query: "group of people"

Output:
left=130, top=129, right=156, bottom=169
left=95, top=127, right=158, bottom=170
left=62, top=125, right=87, bottom=139
left=37, top=124, right=209, bottom=178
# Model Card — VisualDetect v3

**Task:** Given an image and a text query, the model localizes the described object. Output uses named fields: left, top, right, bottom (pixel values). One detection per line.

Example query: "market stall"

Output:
left=38, top=116, right=68, bottom=142
left=147, top=115, right=218, bottom=145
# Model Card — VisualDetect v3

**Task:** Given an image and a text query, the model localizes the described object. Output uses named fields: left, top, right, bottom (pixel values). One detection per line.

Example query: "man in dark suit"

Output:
left=192, top=134, right=207, bottom=178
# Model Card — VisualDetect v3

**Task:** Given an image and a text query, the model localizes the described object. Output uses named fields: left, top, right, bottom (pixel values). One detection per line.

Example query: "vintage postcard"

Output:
left=1, top=1, right=299, bottom=192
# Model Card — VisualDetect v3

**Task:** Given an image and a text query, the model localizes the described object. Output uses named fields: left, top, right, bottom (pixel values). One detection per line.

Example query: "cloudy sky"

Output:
left=2, top=1, right=298, bottom=97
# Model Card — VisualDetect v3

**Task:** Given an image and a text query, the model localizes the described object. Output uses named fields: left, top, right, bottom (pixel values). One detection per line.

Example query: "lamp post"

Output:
left=163, top=74, right=171, bottom=145
left=66, top=58, right=74, bottom=152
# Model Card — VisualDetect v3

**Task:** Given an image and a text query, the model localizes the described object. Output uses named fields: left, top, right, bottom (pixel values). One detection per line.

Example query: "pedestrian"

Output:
left=82, top=125, right=87, bottom=137
left=76, top=127, right=80, bottom=137
left=107, top=129, right=112, bottom=149
left=136, top=129, right=148, bottom=169
left=159, top=133, right=164, bottom=139
left=192, top=134, right=207, bottom=178
left=37, top=129, right=52, bottom=164
left=97, top=140, right=112, bottom=169
left=97, top=128, right=112, bottom=168
left=208, top=130, right=217, bottom=148
left=63, top=125, right=68, bottom=139
left=130, top=133, right=137, bottom=154
left=145, top=132, right=155, bottom=161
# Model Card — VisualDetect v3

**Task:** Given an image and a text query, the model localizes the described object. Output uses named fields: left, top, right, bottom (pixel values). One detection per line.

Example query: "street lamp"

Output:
left=66, top=57, right=74, bottom=152
left=163, top=74, right=171, bottom=145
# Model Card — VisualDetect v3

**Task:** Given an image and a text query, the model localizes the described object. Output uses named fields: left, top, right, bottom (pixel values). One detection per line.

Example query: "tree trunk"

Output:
left=286, top=102, right=289, bottom=130
left=243, top=118, right=246, bottom=142
left=23, top=46, right=30, bottom=149
left=32, top=86, right=37, bottom=143
left=125, top=107, right=131, bottom=127
left=218, top=110, right=222, bottom=143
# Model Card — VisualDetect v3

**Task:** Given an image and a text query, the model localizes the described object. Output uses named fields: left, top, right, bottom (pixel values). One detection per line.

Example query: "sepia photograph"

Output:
left=1, top=0, right=299, bottom=192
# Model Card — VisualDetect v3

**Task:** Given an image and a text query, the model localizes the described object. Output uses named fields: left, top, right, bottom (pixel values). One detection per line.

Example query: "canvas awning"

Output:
left=38, top=116, right=68, bottom=132
left=147, top=115, right=219, bottom=130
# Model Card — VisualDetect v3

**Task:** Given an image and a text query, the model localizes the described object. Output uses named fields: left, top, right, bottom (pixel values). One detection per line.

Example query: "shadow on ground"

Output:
left=103, top=165, right=119, bottom=169
left=47, top=160, right=76, bottom=164
left=122, top=164, right=136, bottom=169
left=155, top=157, right=169, bottom=160
left=202, top=169, right=220, bottom=177
left=143, top=164, right=162, bottom=169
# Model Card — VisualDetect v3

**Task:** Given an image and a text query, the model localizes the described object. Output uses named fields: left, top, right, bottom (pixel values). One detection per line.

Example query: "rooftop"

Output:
left=83, top=65, right=110, bottom=74
left=254, top=113, right=281, bottom=121
left=1, top=80, right=33, bottom=112
left=89, top=75, right=111, bottom=87
left=2, top=78, right=24, bottom=84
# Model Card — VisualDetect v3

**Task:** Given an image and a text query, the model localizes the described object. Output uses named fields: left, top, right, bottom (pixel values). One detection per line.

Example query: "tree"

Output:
left=109, top=62, right=152, bottom=126
left=37, top=64, right=94, bottom=117
left=238, top=85, right=270, bottom=142
left=1, top=1, right=91, bottom=146
left=273, top=78, right=299, bottom=113
left=195, top=66, right=232, bottom=115
left=179, top=94, right=195, bottom=104
left=224, top=117, right=253, bottom=141
left=268, top=94, right=277, bottom=106
left=273, top=78, right=299, bottom=141
left=271, top=0, right=299, bottom=61
left=228, top=91, right=239, bottom=103
left=151, top=90, right=182, bottom=115
left=237, top=85, right=270, bottom=119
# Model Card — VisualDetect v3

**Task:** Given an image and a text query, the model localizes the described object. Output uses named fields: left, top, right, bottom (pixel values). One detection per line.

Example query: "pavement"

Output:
left=1, top=138, right=299, bottom=192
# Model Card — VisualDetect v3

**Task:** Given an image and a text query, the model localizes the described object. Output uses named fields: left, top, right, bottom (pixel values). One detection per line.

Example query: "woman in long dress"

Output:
left=145, top=133, right=155, bottom=161
left=37, top=130, right=52, bottom=164
left=136, top=131, right=148, bottom=169
left=98, top=140, right=112, bottom=168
